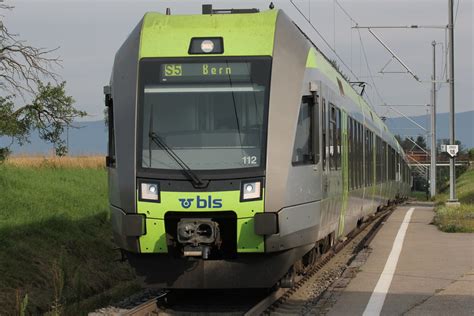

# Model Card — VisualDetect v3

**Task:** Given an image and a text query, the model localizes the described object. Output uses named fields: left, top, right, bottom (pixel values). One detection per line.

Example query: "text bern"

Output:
left=178, top=196, right=223, bottom=209
left=202, top=64, right=232, bottom=76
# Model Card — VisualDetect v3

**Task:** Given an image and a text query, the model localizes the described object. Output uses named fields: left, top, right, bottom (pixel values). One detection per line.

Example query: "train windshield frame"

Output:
left=137, top=57, right=272, bottom=179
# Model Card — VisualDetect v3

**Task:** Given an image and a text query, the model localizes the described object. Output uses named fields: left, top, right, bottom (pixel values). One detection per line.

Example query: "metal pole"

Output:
left=430, top=41, right=437, bottom=198
left=448, top=0, right=457, bottom=202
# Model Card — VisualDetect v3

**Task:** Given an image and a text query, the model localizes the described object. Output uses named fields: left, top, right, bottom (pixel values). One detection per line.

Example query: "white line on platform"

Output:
left=362, top=207, right=415, bottom=316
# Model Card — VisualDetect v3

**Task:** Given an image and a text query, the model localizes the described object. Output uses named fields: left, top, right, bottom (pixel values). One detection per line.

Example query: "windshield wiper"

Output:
left=148, top=132, right=206, bottom=188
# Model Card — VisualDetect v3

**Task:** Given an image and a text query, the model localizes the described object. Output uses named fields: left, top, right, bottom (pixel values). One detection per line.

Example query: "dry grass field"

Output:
left=5, top=155, right=105, bottom=169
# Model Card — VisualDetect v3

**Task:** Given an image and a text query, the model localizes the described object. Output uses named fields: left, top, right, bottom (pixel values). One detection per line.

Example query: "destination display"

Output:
left=160, top=62, right=251, bottom=83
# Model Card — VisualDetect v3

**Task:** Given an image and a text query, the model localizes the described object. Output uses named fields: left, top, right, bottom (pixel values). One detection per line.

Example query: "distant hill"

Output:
left=385, top=110, right=474, bottom=149
left=2, top=120, right=107, bottom=156
left=2, top=110, right=473, bottom=156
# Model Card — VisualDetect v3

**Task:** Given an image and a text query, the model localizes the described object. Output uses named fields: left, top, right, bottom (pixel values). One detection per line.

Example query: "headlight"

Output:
left=139, top=181, right=160, bottom=202
left=241, top=180, right=262, bottom=201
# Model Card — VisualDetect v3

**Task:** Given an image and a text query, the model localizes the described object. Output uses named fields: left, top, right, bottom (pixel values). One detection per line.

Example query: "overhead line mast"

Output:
left=431, top=41, right=437, bottom=198
left=447, top=0, right=458, bottom=204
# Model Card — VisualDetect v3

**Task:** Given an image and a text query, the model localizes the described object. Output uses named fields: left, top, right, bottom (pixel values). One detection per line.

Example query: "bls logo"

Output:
left=178, top=196, right=223, bottom=209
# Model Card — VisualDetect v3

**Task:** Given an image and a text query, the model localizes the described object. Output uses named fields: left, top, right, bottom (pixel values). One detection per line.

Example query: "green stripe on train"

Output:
left=137, top=190, right=265, bottom=253
left=306, top=47, right=317, bottom=68
left=139, top=10, right=279, bottom=58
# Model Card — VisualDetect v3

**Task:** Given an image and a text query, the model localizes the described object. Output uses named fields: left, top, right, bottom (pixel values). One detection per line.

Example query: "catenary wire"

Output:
left=289, top=0, right=360, bottom=81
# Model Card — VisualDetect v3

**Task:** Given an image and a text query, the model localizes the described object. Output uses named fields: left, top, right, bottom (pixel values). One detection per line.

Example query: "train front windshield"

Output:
left=139, top=58, right=271, bottom=172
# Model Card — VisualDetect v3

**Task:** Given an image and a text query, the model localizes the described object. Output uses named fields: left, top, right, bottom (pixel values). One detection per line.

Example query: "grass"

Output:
left=433, top=166, right=474, bottom=233
left=0, top=161, right=139, bottom=314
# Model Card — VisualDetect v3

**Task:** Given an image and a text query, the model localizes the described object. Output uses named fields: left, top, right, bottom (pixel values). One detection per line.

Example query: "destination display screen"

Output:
left=160, top=62, right=251, bottom=83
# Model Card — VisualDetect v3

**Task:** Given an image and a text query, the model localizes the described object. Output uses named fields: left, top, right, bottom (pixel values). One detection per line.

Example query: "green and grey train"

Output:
left=105, top=6, right=411, bottom=289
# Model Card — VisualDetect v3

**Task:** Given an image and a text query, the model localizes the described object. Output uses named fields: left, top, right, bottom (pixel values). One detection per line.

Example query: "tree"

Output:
left=396, top=135, right=427, bottom=153
left=399, top=136, right=415, bottom=152
left=415, top=135, right=427, bottom=150
left=0, top=4, right=86, bottom=160
left=395, top=135, right=413, bottom=152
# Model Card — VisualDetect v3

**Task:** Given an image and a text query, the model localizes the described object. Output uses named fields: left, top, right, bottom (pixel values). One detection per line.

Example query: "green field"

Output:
left=0, top=165, right=138, bottom=314
left=434, top=166, right=474, bottom=233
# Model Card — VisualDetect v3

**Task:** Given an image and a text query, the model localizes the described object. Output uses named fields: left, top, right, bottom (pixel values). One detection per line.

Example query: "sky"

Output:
left=2, top=0, right=473, bottom=122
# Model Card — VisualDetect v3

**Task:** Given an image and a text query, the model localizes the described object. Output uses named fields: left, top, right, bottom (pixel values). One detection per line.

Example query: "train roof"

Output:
left=139, top=10, right=278, bottom=58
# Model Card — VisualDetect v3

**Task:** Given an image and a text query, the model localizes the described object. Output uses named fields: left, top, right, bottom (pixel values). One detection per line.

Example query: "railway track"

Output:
left=93, top=203, right=398, bottom=316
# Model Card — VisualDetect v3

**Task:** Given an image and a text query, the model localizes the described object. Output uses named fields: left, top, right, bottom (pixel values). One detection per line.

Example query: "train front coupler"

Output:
left=177, top=218, right=221, bottom=259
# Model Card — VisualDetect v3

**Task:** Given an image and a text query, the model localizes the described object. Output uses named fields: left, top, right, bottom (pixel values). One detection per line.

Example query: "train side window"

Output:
left=350, top=118, right=356, bottom=189
left=402, top=162, right=404, bottom=183
left=400, top=160, right=405, bottom=182
left=328, top=104, right=340, bottom=170
left=370, top=132, right=373, bottom=185
left=376, top=136, right=381, bottom=184
left=371, top=131, right=374, bottom=185
left=365, top=129, right=374, bottom=186
left=388, top=147, right=392, bottom=180
left=292, top=96, right=314, bottom=165
left=356, top=122, right=359, bottom=187
left=375, top=137, right=379, bottom=183
left=365, top=128, right=369, bottom=186
left=328, top=104, right=335, bottom=170
left=356, top=122, right=359, bottom=188
left=348, top=118, right=352, bottom=189
left=395, top=153, right=398, bottom=181
left=396, top=154, right=401, bottom=181
left=355, top=121, right=359, bottom=188
left=406, top=163, right=408, bottom=183
left=406, top=162, right=409, bottom=183
left=390, top=147, right=395, bottom=180
left=105, top=87, right=116, bottom=168
left=322, top=98, right=327, bottom=171
left=369, top=130, right=372, bottom=186
left=392, top=149, right=395, bottom=180
left=406, top=163, right=409, bottom=183
left=336, top=108, right=341, bottom=170
left=401, top=162, right=405, bottom=183
left=313, top=93, right=320, bottom=165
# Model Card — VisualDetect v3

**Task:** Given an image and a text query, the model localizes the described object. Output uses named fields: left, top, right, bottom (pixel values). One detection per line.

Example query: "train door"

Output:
left=319, top=84, right=329, bottom=200
left=309, top=85, right=323, bottom=202
left=287, top=84, right=322, bottom=205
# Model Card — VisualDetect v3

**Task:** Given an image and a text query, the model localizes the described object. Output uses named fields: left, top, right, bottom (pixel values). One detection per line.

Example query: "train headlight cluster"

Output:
left=241, top=180, right=262, bottom=201
left=139, top=181, right=160, bottom=202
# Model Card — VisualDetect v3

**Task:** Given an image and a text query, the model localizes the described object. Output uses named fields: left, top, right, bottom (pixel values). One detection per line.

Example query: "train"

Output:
left=104, top=5, right=411, bottom=289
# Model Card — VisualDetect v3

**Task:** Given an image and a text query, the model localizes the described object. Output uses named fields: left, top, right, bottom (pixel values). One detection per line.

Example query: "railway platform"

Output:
left=325, top=202, right=474, bottom=316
